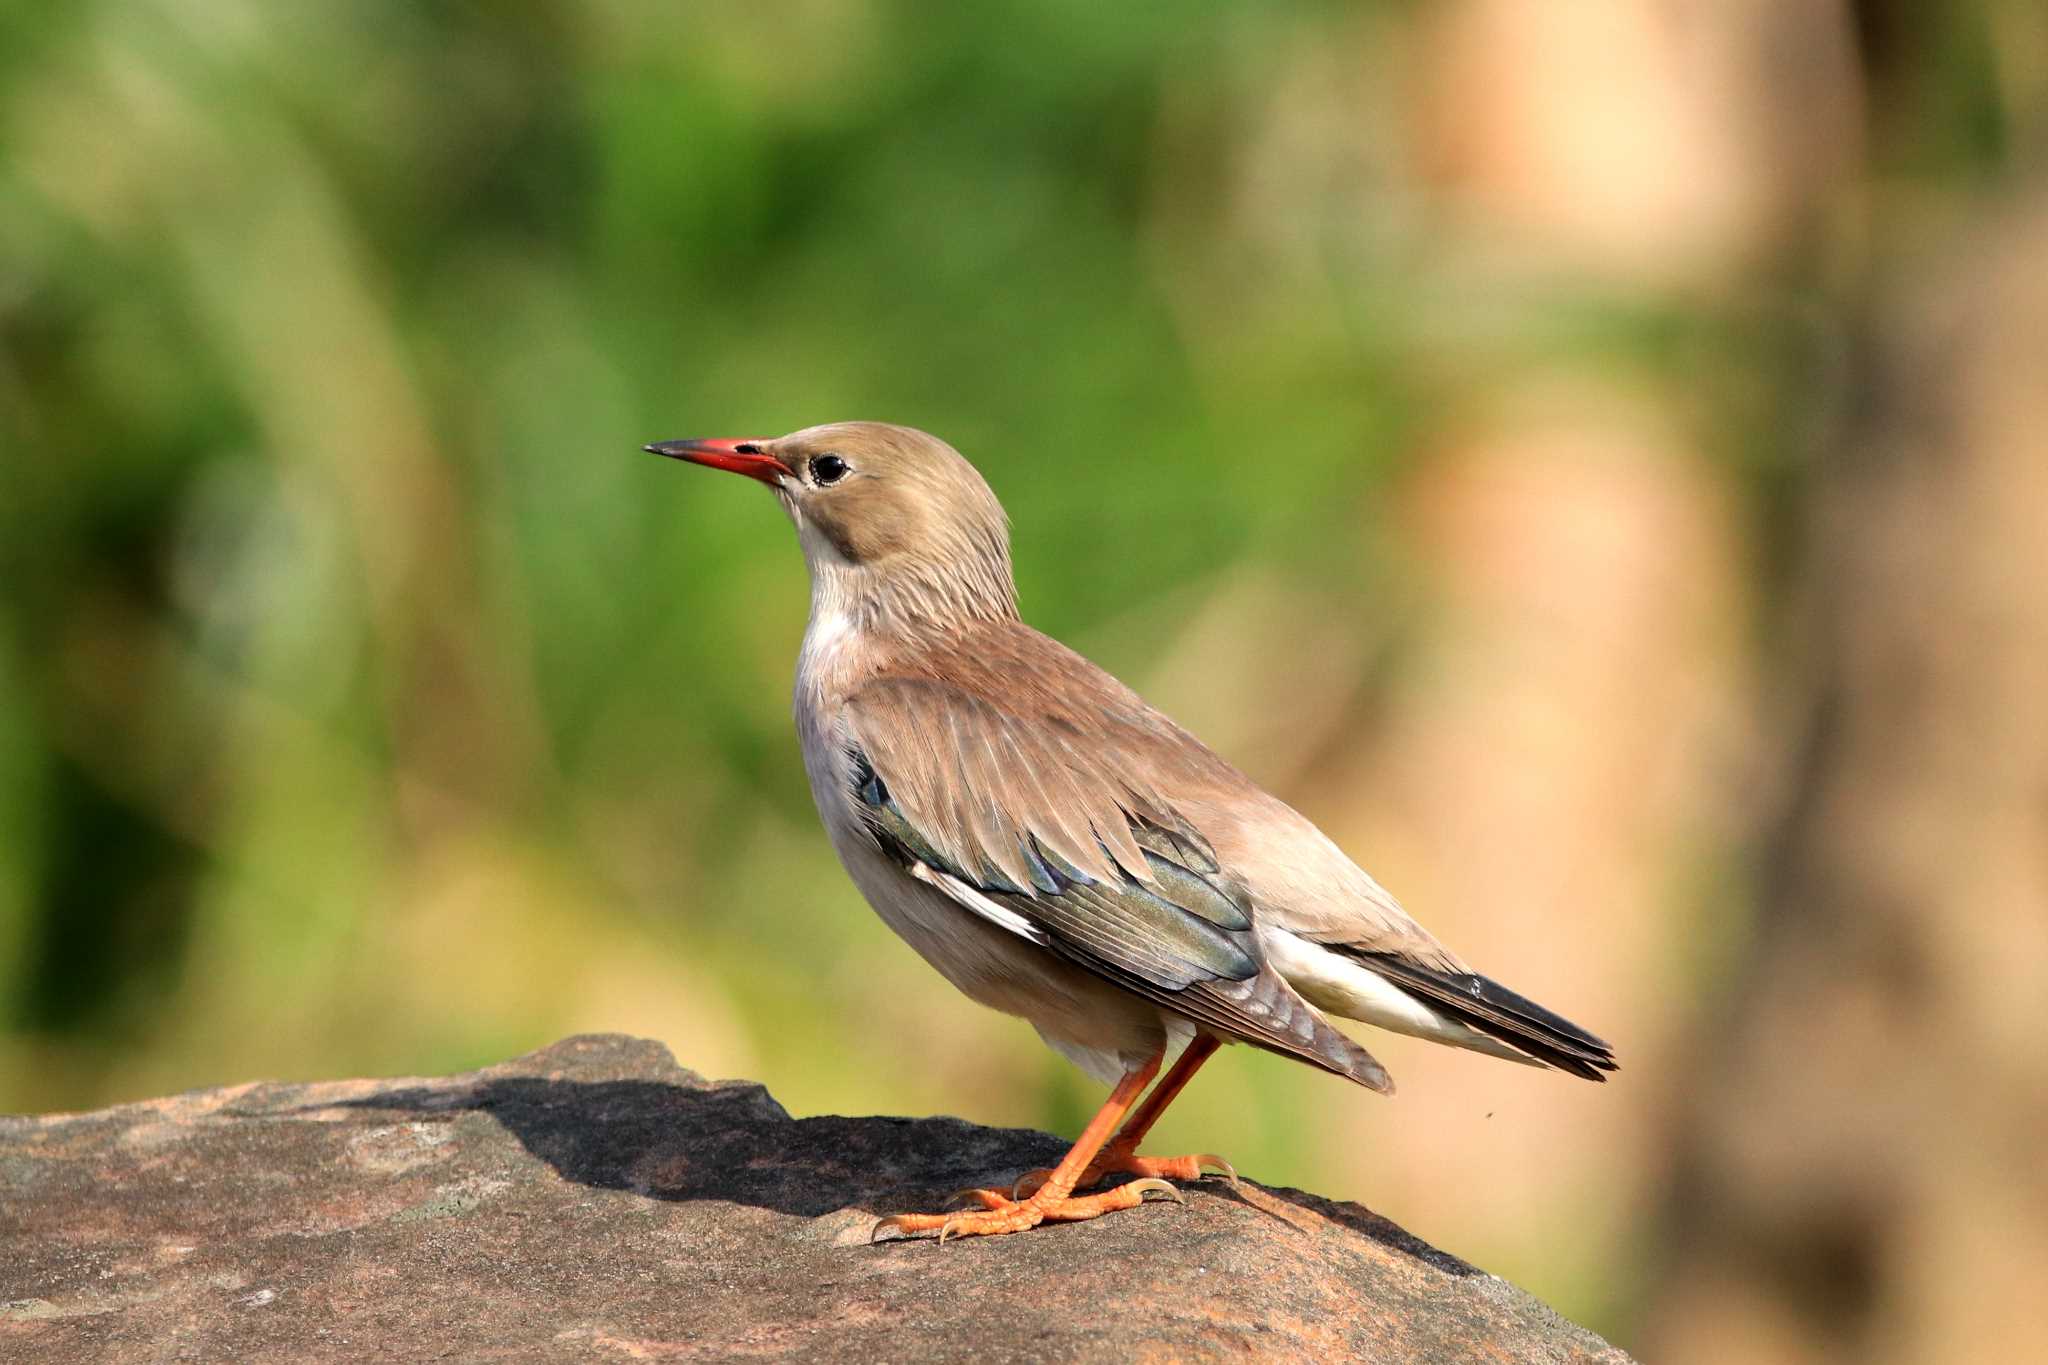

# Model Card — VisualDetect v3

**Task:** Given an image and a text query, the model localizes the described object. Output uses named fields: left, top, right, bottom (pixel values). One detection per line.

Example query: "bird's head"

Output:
left=645, top=421, right=1019, bottom=631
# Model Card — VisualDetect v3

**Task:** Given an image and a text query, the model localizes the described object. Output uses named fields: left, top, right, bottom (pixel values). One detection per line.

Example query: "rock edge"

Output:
left=0, top=1034, right=1630, bottom=1363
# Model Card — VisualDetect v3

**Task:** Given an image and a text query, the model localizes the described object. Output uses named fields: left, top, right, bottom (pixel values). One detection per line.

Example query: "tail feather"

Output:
left=1348, top=950, right=1618, bottom=1082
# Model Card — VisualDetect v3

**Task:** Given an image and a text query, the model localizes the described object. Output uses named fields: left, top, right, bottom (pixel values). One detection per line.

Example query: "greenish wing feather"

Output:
left=851, top=748, right=1258, bottom=993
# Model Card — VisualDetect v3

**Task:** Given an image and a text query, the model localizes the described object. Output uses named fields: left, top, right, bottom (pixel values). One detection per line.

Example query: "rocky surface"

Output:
left=1, top=1035, right=1629, bottom=1362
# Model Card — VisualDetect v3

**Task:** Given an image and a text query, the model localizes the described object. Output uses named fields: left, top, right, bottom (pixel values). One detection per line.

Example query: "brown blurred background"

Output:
left=3, top=2, right=2043, bottom=1357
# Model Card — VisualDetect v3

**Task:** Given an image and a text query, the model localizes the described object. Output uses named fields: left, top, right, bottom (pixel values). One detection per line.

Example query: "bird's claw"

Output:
left=869, top=1215, right=926, bottom=1244
left=875, top=1171, right=1187, bottom=1243
left=1014, top=1148, right=1238, bottom=1198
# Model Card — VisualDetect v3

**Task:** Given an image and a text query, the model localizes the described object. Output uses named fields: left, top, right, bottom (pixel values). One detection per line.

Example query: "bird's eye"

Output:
left=809, top=454, right=850, bottom=485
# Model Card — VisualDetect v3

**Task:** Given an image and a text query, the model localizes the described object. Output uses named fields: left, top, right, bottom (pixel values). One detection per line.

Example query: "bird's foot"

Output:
left=870, top=1179, right=1182, bottom=1243
left=1010, top=1144, right=1237, bottom=1201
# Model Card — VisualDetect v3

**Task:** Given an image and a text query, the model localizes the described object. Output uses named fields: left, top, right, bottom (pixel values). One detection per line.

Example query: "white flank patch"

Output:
left=1259, top=930, right=1530, bottom=1063
left=910, top=861, right=1051, bottom=946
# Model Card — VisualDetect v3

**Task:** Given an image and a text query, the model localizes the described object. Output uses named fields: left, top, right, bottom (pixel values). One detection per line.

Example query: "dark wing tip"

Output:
left=1465, top=971, right=1618, bottom=1064
left=1351, top=951, right=1619, bottom=1080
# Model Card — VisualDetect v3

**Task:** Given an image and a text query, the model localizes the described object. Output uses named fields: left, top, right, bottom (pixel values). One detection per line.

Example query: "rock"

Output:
left=1, top=1035, right=1629, bottom=1363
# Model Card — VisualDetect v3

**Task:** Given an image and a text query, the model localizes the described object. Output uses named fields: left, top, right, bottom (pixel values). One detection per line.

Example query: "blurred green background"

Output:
left=5, top=2, right=2045, bottom=1359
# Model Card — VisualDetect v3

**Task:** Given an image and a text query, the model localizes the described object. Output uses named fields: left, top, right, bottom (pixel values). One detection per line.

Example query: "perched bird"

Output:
left=644, top=422, right=1615, bottom=1242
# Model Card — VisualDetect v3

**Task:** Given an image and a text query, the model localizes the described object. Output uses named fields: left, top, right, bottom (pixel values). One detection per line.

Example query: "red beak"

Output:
left=643, top=437, right=786, bottom=486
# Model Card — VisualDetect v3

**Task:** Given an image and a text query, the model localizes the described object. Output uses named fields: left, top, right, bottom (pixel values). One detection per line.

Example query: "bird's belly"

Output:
left=835, top=829, right=1159, bottom=1043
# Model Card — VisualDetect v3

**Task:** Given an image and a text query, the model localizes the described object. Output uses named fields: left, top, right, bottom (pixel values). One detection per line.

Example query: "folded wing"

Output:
left=841, top=671, right=1392, bottom=1092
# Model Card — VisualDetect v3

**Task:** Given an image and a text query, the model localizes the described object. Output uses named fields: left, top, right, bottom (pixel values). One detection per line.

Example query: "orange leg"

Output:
left=871, top=1053, right=1185, bottom=1243
left=1013, top=1034, right=1235, bottom=1198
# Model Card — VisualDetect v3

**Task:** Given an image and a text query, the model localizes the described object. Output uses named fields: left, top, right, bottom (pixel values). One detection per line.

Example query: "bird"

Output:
left=643, top=422, right=1616, bottom=1242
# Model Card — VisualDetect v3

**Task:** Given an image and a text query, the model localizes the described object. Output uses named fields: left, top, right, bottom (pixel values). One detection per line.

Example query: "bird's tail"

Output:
left=1350, top=951, right=1618, bottom=1081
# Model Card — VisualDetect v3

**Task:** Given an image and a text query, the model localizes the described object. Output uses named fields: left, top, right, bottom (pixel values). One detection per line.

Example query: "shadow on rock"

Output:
left=271, top=1067, right=1474, bottom=1275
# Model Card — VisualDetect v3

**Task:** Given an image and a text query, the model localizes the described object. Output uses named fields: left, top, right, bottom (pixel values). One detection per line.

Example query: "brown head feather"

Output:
left=764, top=422, right=1020, bottom=634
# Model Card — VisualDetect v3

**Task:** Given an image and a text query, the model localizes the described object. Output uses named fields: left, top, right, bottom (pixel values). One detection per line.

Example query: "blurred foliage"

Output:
left=3, top=0, right=2039, bottom=1350
left=2, top=0, right=1428, bottom=1098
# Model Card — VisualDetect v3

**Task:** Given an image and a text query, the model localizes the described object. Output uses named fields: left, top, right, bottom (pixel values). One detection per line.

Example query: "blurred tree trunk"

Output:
left=1645, top=190, right=2048, bottom=1362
